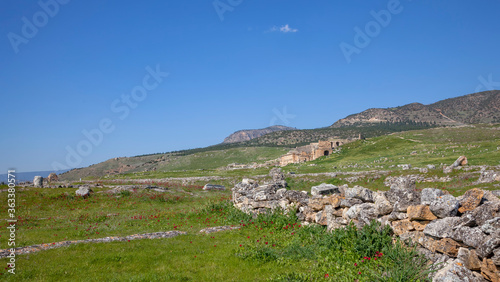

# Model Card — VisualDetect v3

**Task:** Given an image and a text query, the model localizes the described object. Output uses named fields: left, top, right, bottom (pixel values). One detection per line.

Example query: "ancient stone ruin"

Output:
left=47, top=173, right=58, bottom=182
left=232, top=168, right=500, bottom=281
left=279, top=136, right=361, bottom=166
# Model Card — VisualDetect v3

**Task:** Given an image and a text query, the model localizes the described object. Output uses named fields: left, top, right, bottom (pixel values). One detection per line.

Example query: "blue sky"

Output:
left=1, top=0, right=499, bottom=172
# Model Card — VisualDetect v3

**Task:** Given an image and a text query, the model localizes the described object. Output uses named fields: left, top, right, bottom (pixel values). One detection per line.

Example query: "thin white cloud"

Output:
left=268, top=24, right=298, bottom=33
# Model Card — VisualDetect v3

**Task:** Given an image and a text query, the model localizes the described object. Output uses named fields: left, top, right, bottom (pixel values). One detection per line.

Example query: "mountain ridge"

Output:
left=223, top=125, right=296, bottom=144
left=331, top=90, right=499, bottom=127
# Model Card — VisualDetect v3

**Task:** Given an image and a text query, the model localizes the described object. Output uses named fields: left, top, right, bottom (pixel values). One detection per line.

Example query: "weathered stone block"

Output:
left=311, top=183, right=340, bottom=196
left=407, top=205, right=438, bottom=221
left=459, top=188, right=485, bottom=213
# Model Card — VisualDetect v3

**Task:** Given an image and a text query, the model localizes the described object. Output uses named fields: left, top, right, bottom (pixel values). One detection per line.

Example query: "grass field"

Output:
left=0, top=186, right=435, bottom=281
left=2, top=125, right=499, bottom=280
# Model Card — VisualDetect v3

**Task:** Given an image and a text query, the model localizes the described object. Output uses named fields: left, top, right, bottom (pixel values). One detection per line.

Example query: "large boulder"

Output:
left=429, top=194, right=459, bottom=218
left=424, top=217, right=461, bottom=239
left=344, top=186, right=374, bottom=202
left=76, top=186, right=93, bottom=197
left=33, top=176, right=43, bottom=188
left=311, top=183, right=340, bottom=196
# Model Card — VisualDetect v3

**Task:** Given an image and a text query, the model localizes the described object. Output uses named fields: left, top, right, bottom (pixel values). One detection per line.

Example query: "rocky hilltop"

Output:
left=332, top=90, right=500, bottom=127
left=223, top=125, right=295, bottom=144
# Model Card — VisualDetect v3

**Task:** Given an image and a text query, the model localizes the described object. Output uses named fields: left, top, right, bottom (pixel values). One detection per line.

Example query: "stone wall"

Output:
left=231, top=169, right=500, bottom=281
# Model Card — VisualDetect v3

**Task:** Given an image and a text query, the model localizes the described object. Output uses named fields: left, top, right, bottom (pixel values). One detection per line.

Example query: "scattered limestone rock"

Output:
left=242, top=178, right=256, bottom=185
left=419, top=167, right=429, bottom=173
left=311, top=183, right=340, bottom=196
left=444, top=156, right=468, bottom=174
left=453, top=156, right=468, bottom=167
left=76, top=186, right=93, bottom=197
left=398, top=164, right=412, bottom=170
left=33, top=176, right=43, bottom=188
left=199, top=226, right=240, bottom=234
left=203, top=184, right=225, bottom=191
left=477, top=170, right=500, bottom=184
left=387, top=176, right=416, bottom=190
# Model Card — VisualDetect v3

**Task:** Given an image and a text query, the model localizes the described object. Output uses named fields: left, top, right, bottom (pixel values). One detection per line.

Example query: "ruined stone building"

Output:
left=279, top=137, right=361, bottom=166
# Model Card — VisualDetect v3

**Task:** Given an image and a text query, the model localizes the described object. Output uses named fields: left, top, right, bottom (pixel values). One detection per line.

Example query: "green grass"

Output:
left=0, top=186, right=437, bottom=281
left=63, top=147, right=289, bottom=181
